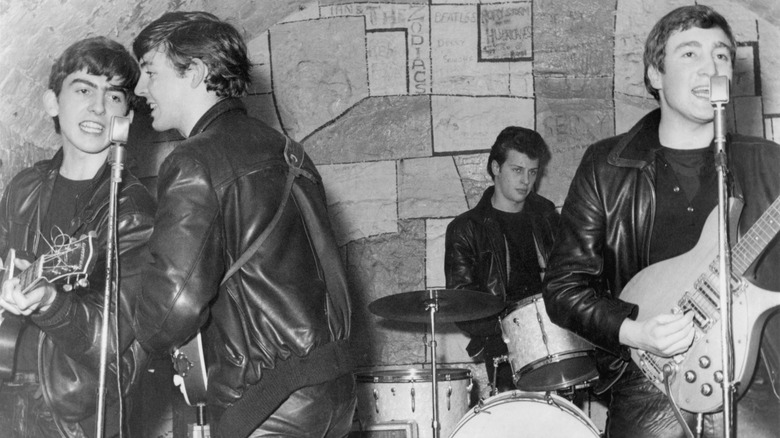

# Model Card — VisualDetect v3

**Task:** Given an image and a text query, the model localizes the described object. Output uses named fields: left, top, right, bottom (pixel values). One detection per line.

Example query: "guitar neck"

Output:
left=17, top=259, right=44, bottom=295
left=730, top=195, right=780, bottom=275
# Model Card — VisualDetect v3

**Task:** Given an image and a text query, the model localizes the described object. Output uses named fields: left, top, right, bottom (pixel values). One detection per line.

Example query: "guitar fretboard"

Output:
left=731, top=195, right=780, bottom=275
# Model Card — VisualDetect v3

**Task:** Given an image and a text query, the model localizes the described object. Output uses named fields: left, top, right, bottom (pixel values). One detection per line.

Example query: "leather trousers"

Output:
left=606, top=361, right=780, bottom=438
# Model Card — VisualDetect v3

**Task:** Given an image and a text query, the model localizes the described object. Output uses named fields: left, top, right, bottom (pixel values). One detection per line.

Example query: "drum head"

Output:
left=515, top=351, right=599, bottom=391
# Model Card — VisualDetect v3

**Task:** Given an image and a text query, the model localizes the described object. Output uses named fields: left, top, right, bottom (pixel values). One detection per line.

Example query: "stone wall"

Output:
left=2, top=0, right=780, bottom=401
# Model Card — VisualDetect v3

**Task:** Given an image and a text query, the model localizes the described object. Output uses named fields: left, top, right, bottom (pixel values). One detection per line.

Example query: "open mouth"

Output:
left=80, top=121, right=104, bottom=134
left=692, top=87, right=710, bottom=99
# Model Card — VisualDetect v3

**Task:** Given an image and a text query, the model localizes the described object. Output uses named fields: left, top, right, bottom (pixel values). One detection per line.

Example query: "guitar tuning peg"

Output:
left=77, top=278, right=89, bottom=288
left=63, top=284, right=73, bottom=292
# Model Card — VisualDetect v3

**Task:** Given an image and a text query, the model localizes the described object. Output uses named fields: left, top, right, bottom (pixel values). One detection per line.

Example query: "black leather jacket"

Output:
left=544, top=109, right=780, bottom=390
left=133, top=99, right=351, bottom=410
left=445, top=186, right=559, bottom=355
left=0, top=149, right=155, bottom=423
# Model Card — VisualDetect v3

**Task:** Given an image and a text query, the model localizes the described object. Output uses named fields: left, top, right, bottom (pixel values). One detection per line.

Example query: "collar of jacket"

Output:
left=189, top=97, right=247, bottom=138
left=607, top=109, right=664, bottom=169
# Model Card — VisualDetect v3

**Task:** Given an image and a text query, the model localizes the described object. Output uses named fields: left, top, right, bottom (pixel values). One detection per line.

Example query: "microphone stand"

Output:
left=96, top=117, right=129, bottom=438
left=710, top=75, right=735, bottom=438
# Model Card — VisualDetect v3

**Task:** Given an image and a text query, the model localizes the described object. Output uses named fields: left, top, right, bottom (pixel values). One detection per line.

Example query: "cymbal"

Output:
left=368, top=289, right=506, bottom=323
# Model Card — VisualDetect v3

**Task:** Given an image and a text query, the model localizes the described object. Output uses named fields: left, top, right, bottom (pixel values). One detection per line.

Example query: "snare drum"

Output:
left=449, top=391, right=600, bottom=437
left=501, top=294, right=598, bottom=391
left=355, top=368, right=471, bottom=438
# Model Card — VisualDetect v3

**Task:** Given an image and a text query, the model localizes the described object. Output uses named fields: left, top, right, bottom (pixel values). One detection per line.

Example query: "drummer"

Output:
left=444, top=126, right=560, bottom=392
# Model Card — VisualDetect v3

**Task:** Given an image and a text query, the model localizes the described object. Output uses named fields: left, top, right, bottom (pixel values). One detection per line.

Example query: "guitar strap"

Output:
left=220, top=136, right=314, bottom=286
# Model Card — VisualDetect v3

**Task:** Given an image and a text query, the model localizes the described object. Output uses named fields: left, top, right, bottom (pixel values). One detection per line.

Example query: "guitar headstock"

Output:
left=35, top=232, right=97, bottom=288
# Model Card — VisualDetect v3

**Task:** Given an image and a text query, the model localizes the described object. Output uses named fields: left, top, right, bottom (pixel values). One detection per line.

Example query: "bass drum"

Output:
left=449, top=391, right=600, bottom=438
left=355, top=368, right=472, bottom=438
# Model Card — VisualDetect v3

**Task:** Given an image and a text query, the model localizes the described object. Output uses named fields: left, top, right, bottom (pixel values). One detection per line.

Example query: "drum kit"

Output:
left=359, top=288, right=602, bottom=438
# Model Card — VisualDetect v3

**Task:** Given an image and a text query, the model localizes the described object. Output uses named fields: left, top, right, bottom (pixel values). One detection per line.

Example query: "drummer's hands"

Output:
left=0, top=259, right=57, bottom=316
left=619, top=312, right=695, bottom=358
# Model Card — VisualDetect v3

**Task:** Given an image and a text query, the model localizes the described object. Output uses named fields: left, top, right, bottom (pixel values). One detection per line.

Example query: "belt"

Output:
left=10, top=371, right=38, bottom=384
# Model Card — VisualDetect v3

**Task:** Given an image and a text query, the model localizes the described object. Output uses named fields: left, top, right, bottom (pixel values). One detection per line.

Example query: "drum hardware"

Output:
left=491, top=355, right=508, bottom=396
left=368, top=289, right=504, bottom=438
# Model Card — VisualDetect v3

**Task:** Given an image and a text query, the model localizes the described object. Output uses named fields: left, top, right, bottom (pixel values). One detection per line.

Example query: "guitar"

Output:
left=0, top=232, right=97, bottom=378
left=172, top=331, right=208, bottom=407
left=621, top=195, right=780, bottom=413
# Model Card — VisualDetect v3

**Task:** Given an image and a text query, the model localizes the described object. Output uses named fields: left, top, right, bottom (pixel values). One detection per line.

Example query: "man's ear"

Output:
left=43, top=90, right=59, bottom=117
left=491, top=159, right=501, bottom=176
left=188, top=58, right=209, bottom=89
left=647, top=65, right=662, bottom=91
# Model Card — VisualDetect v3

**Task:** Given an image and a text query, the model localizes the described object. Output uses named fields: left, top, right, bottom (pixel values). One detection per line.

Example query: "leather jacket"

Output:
left=0, top=149, right=155, bottom=423
left=133, top=99, right=352, bottom=410
left=543, top=109, right=780, bottom=391
left=445, top=186, right=559, bottom=355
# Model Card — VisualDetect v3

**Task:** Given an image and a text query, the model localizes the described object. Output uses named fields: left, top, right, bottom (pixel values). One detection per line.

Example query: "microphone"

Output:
left=709, top=76, right=729, bottom=150
left=108, top=116, right=130, bottom=182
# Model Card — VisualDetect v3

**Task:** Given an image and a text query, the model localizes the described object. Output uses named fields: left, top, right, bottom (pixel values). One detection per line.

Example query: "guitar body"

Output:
left=621, top=206, right=780, bottom=413
left=172, top=332, right=208, bottom=407
left=0, top=249, right=22, bottom=379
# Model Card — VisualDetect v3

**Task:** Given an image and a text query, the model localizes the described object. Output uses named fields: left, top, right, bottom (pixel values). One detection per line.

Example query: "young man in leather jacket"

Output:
left=445, top=126, right=559, bottom=393
left=0, top=37, right=155, bottom=438
left=544, top=5, right=780, bottom=437
left=131, top=12, right=355, bottom=438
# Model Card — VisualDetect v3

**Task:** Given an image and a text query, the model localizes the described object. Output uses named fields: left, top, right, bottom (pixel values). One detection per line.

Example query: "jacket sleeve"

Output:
left=542, top=146, right=637, bottom=358
left=134, top=154, right=225, bottom=353
left=31, top=183, right=156, bottom=421
left=445, top=218, right=502, bottom=340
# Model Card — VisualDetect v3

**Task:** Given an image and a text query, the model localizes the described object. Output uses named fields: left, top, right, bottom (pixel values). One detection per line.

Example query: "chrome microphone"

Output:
left=108, top=116, right=130, bottom=182
left=710, top=76, right=729, bottom=148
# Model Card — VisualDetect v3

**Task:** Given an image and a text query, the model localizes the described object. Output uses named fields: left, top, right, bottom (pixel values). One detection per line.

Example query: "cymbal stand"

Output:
left=425, top=290, right=441, bottom=438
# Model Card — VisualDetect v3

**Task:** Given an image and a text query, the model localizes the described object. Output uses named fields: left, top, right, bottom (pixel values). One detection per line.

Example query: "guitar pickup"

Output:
left=678, top=293, right=712, bottom=332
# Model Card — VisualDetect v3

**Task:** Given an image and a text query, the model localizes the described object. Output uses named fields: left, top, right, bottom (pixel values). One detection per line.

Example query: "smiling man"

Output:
left=544, top=5, right=780, bottom=437
left=0, top=37, right=155, bottom=437
left=444, top=126, right=559, bottom=393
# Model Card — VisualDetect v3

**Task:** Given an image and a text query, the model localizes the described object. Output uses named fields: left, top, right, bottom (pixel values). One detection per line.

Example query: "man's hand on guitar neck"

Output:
left=0, top=259, right=57, bottom=316
left=619, top=311, right=695, bottom=358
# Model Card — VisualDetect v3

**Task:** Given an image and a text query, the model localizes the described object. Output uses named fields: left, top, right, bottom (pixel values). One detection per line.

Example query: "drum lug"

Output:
left=373, top=388, right=379, bottom=414
left=447, top=385, right=453, bottom=410
left=411, top=386, right=415, bottom=412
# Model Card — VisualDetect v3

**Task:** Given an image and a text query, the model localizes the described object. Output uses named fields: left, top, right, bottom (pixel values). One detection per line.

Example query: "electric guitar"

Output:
left=621, top=194, right=780, bottom=413
left=0, top=232, right=97, bottom=378
left=172, top=331, right=208, bottom=407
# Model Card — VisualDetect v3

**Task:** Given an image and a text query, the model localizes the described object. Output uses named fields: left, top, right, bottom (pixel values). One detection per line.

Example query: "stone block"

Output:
left=534, top=0, right=615, bottom=77
left=537, top=97, right=614, bottom=154
left=426, top=218, right=451, bottom=289
left=398, top=156, right=469, bottom=219
left=243, top=94, right=282, bottom=133
left=347, top=219, right=427, bottom=366
left=304, top=95, right=431, bottom=164
left=615, top=95, right=658, bottom=135
left=453, top=154, right=492, bottom=209
left=318, top=161, right=398, bottom=245
left=246, top=31, right=272, bottom=95
left=759, top=19, right=780, bottom=114
left=765, top=117, right=780, bottom=143
left=734, top=96, right=765, bottom=137
left=478, top=2, right=532, bottom=61
left=734, top=44, right=757, bottom=98
left=321, top=3, right=431, bottom=94
left=270, top=16, right=369, bottom=140
left=367, top=30, right=409, bottom=95
left=432, top=96, right=534, bottom=154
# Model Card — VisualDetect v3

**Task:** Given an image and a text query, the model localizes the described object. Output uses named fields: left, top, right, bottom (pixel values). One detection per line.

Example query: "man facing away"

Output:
left=0, top=37, right=155, bottom=437
left=130, top=11, right=355, bottom=438
left=445, top=126, right=559, bottom=393
left=544, top=5, right=780, bottom=437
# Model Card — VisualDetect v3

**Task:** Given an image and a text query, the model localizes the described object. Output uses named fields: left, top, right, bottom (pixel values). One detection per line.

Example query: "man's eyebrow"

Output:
left=671, top=40, right=702, bottom=52
left=67, top=77, right=98, bottom=89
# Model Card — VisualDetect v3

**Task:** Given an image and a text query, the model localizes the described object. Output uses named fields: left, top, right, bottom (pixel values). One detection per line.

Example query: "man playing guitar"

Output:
left=544, top=5, right=780, bottom=437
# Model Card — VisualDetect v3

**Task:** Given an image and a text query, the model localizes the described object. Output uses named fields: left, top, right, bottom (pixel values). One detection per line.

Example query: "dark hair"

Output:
left=644, top=5, right=736, bottom=100
left=48, top=36, right=140, bottom=133
left=133, top=11, right=251, bottom=98
left=486, top=126, right=551, bottom=179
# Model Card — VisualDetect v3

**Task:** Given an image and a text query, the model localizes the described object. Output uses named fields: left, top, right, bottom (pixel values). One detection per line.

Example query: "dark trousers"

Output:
left=247, top=373, right=357, bottom=437
left=606, top=361, right=780, bottom=438
left=0, top=377, right=85, bottom=438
